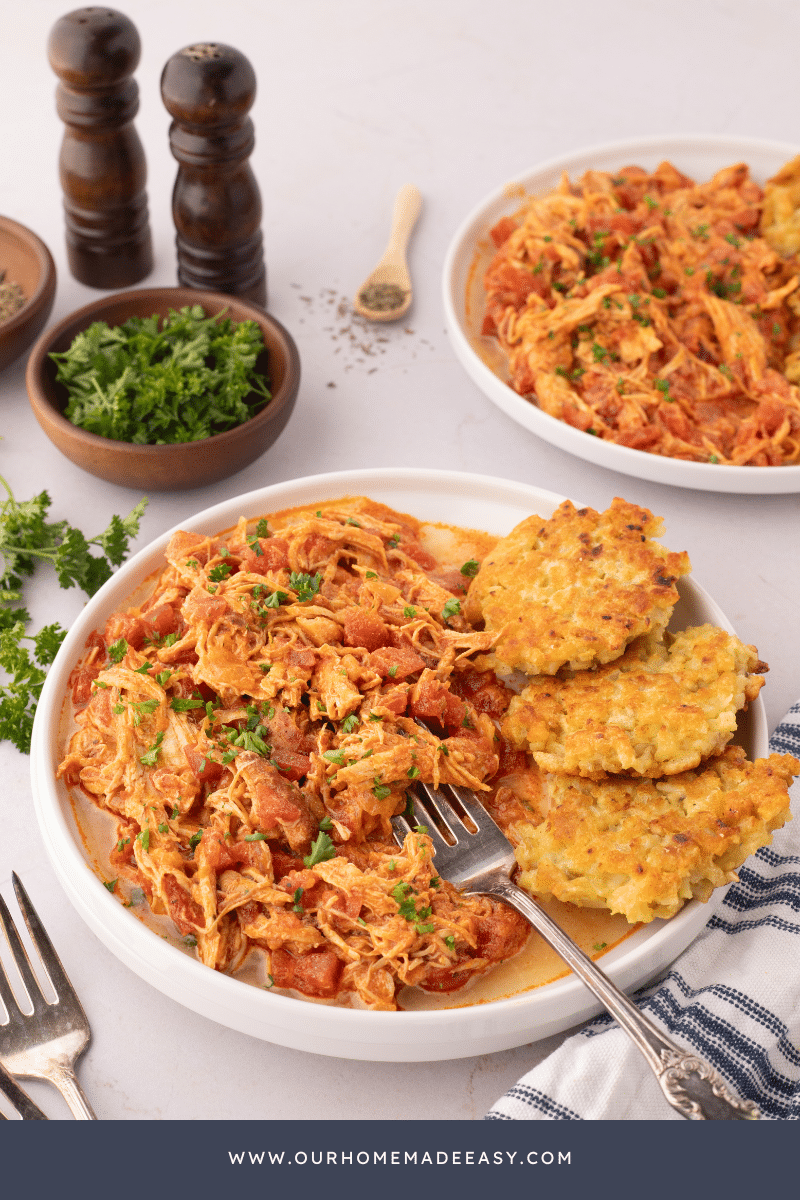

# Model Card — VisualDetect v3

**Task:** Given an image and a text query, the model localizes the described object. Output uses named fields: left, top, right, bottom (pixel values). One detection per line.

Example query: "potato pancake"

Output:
left=464, top=496, right=691, bottom=675
left=508, top=746, right=797, bottom=924
left=502, top=624, right=766, bottom=778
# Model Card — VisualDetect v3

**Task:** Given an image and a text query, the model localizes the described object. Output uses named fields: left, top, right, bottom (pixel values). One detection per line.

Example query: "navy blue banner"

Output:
left=0, top=1117, right=792, bottom=1200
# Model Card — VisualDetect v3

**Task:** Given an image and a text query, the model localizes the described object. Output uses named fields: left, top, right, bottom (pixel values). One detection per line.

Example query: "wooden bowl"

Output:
left=0, top=216, right=57, bottom=374
left=26, top=287, right=300, bottom=491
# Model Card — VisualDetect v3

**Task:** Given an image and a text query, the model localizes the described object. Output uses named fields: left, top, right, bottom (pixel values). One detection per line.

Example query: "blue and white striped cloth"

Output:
left=487, top=704, right=800, bottom=1121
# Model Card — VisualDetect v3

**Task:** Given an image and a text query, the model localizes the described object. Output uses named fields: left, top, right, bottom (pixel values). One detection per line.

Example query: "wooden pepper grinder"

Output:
left=160, top=43, right=267, bottom=307
left=48, top=7, right=153, bottom=289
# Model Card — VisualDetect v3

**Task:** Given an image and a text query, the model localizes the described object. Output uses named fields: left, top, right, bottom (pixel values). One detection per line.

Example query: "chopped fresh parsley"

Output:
left=441, top=598, right=461, bottom=622
left=139, top=730, right=164, bottom=766
left=50, top=306, right=271, bottom=444
left=108, top=638, right=128, bottom=664
left=460, top=558, right=479, bottom=577
left=207, top=562, right=232, bottom=583
left=289, top=571, right=322, bottom=602
left=170, top=694, right=204, bottom=712
left=303, top=831, right=337, bottom=867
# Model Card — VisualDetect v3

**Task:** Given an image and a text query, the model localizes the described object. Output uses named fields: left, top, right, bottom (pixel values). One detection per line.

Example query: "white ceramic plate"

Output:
left=443, top=134, right=800, bottom=494
left=30, top=468, right=767, bottom=1061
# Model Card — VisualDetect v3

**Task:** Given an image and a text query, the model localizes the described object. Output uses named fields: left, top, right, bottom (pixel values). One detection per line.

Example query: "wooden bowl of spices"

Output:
left=0, top=216, right=57, bottom=374
left=26, top=287, right=300, bottom=491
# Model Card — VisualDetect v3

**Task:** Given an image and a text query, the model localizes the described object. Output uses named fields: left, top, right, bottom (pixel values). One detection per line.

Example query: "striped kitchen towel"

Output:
left=486, top=704, right=800, bottom=1121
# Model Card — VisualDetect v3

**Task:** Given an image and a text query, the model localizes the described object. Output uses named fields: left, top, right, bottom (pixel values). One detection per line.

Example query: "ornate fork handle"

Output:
left=489, top=876, right=760, bottom=1121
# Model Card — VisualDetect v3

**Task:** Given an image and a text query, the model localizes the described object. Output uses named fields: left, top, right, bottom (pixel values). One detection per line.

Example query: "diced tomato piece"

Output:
left=70, top=665, right=102, bottom=705
left=163, top=874, right=205, bottom=935
left=270, top=749, right=310, bottom=782
left=183, top=747, right=224, bottom=785
left=140, top=603, right=180, bottom=641
left=451, top=670, right=511, bottom=718
left=270, top=946, right=343, bottom=999
left=369, top=645, right=425, bottom=680
left=342, top=608, right=392, bottom=652
left=410, top=678, right=467, bottom=729
left=420, top=965, right=474, bottom=992
left=490, top=216, right=518, bottom=247
left=104, top=612, right=145, bottom=649
left=239, top=536, right=290, bottom=574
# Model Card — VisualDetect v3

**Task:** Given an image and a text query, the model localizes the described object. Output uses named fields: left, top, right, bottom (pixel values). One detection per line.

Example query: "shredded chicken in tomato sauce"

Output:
left=481, top=159, right=800, bottom=465
left=58, top=499, right=529, bottom=1010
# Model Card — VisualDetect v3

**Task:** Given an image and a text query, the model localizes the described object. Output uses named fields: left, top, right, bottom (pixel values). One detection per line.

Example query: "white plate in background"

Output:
left=30, top=468, right=767, bottom=1060
left=443, top=134, right=800, bottom=494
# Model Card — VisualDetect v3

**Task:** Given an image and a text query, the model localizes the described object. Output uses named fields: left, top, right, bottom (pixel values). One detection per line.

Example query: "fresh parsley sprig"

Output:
left=0, top=478, right=147, bottom=753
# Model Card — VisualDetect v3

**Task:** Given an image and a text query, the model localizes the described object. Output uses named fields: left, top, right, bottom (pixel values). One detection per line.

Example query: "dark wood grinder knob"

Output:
left=161, top=43, right=267, bottom=307
left=48, top=7, right=153, bottom=289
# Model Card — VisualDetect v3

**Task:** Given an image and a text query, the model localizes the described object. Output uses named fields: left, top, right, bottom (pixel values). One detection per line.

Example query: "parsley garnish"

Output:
left=49, top=306, right=271, bottom=444
left=441, top=598, right=461, bottom=622
left=0, top=481, right=146, bottom=752
left=108, top=638, right=128, bottom=664
left=303, top=831, right=337, bottom=867
left=289, top=571, right=322, bottom=602
left=139, top=730, right=164, bottom=766
left=460, top=558, right=479, bottom=577
left=208, top=563, right=231, bottom=583
left=170, top=695, right=204, bottom=711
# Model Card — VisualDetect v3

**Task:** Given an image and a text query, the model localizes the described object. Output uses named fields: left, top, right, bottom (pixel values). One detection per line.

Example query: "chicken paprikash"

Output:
left=58, top=496, right=797, bottom=1008
left=481, top=157, right=800, bottom=465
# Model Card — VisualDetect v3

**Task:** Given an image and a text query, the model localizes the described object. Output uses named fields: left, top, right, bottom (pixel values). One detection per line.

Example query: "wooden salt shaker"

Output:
left=160, top=44, right=267, bottom=307
left=48, top=7, right=153, bottom=289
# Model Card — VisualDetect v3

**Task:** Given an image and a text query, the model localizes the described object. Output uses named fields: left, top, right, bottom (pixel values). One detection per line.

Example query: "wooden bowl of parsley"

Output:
left=25, top=287, right=300, bottom=491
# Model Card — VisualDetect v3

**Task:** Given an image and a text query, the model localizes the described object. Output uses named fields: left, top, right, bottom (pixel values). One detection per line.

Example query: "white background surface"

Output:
left=1, top=0, right=800, bottom=1121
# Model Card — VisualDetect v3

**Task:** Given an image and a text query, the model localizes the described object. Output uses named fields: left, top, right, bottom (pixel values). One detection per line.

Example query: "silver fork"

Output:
left=0, top=874, right=96, bottom=1120
left=0, top=1059, right=48, bottom=1120
left=393, top=780, right=760, bottom=1121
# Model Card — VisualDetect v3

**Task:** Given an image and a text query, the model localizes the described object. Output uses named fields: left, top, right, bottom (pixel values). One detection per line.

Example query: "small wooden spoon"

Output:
left=353, top=184, right=422, bottom=322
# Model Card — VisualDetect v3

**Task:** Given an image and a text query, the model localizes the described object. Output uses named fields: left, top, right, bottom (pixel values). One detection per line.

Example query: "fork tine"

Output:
left=390, top=813, right=414, bottom=843
left=391, top=794, right=454, bottom=857
left=414, top=778, right=471, bottom=838
left=0, top=893, right=48, bottom=1016
left=11, top=875, right=83, bottom=1016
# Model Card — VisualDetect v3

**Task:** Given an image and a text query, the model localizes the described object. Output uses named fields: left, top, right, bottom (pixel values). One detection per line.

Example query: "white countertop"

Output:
left=2, top=0, right=800, bottom=1121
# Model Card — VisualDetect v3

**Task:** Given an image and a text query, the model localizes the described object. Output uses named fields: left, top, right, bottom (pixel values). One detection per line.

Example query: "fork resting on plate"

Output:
left=393, top=778, right=759, bottom=1122
left=0, top=873, right=96, bottom=1120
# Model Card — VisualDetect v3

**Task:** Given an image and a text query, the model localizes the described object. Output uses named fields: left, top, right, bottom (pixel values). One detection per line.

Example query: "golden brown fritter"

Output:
left=502, top=624, right=767, bottom=779
left=464, top=497, right=691, bottom=675
left=509, top=746, right=798, bottom=924
left=761, top=154, right=800, bottom=258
